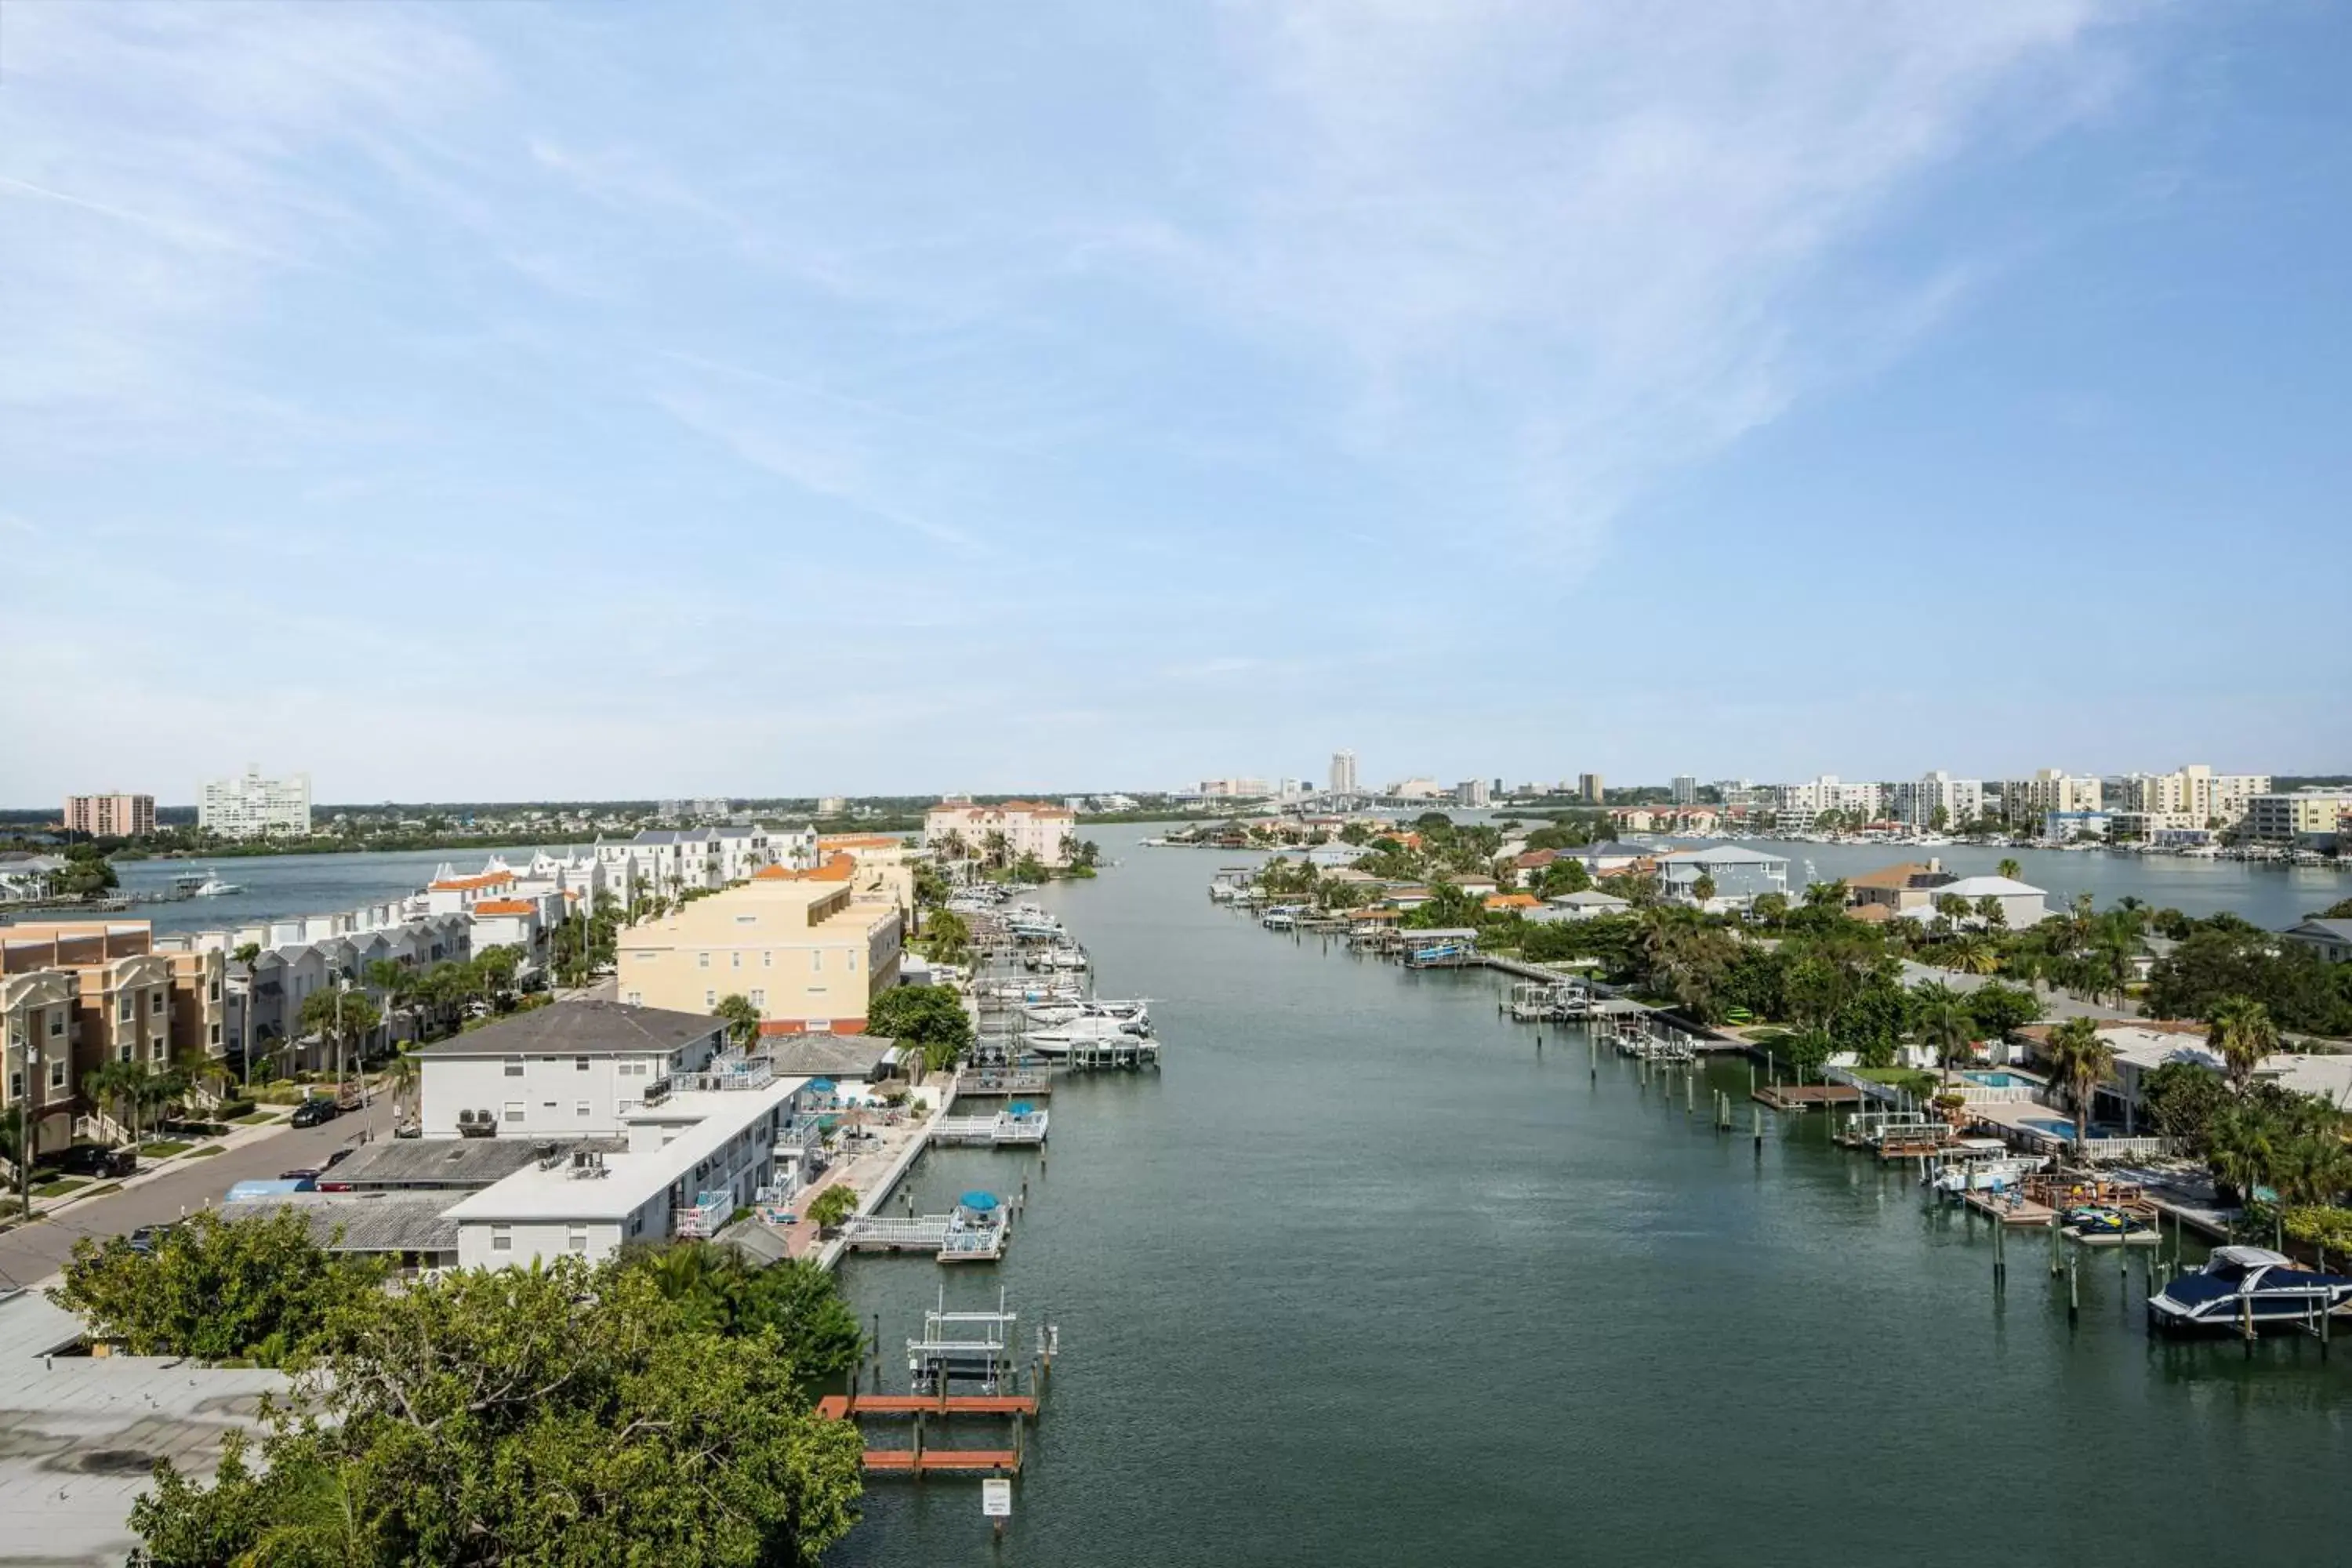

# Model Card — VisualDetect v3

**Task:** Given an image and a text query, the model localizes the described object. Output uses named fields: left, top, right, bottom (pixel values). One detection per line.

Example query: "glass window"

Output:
left=151, top=991, right=165, bottom=1015
left=49, top=1059, right=66, bottom=1089
left=6, top=1070, right=19, bottom=1100
left=703, top=989, right=716, bottom=1007
left=576, top=1100, right=590, bottom=1116
left=750, top=989, right=764, bottom=1007
left=575, top=1056, right=590, bottom=1071
left=698, top=952, right=710, bottom=969
left=118, top=995, right=134, bottom=1022
left=504, top=1057, right=524, bottom=1076
left=568, top=1226, right=589, bottom=1254
left=491, top=1225, right=512, bottom=1253
left=47, top=1011, right=63, bottom=1037
left=503, top=1101, right=524, bottom=1122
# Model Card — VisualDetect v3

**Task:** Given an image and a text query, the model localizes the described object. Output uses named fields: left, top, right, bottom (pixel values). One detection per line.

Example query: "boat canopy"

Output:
left=958, top=1191, right=1000, bottom=1212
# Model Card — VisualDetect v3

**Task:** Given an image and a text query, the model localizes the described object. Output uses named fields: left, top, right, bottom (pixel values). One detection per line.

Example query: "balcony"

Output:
left=673, top=1189, right=732, bottom=1240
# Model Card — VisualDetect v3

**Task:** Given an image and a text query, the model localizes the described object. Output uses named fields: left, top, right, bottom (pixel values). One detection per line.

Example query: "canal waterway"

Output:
left=833, top=826, right=2352, bottom=1568
left=52, top=846, right=554, bottom=937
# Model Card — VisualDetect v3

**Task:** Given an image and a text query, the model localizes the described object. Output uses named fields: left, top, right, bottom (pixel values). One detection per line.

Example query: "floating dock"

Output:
left=931, top=1109, right=1049, bottom=1147
left=1752, top=1083, right=1866, bottom=1111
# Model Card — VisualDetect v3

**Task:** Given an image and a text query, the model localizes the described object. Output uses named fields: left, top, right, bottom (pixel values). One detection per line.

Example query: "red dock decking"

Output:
left=860, top=1448, right=1022, bottom=1474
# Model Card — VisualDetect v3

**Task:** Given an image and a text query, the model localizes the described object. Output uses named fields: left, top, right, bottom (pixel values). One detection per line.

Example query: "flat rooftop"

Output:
left=444, top=1076, right=806, bottom=1224
left=221, top=1191, right=463, bottom=1254
left=0, top=1289, right=285, bottom=1567
left=331, top=1134, right=626, bottom=1190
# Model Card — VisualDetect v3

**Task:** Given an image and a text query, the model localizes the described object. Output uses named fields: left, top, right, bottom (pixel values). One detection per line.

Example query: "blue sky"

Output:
left=3, top=1, right=2347, bottom=803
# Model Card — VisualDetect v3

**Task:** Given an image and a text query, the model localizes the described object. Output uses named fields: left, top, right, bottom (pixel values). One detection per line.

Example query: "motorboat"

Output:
left=2147, top=1246, right=2352, bottom=1334
left=1926, top=1142, right=2044, bottom=1196
left=1023, top=1016, right=1142, bottom=1059
left=193, top=871, right=244, bottom=896
left=2061, top=1204, right=2156, bottom=1245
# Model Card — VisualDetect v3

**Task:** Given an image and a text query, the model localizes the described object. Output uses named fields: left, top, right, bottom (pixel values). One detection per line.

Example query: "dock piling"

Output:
left=1751, top=1106, right=1762, bottom=1155
left=1994, top=1209, right=2005, bottom=1290
left=2067, top=1250, right=2079, bottom=1327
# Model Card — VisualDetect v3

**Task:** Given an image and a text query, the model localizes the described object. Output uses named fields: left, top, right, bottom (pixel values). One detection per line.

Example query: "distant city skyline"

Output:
left=3, top=4, right=2349, bottom=800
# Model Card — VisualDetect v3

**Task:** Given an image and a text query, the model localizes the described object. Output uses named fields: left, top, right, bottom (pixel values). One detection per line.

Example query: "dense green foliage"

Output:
left=865, top=983, right=974, bottom=1070
left=129, top=1256, right=865, bottom=1567
left=2143, top=923, right=2352, bottom=1036
left=53, top=1207, right=385, bottom=1367
left=630, top=1244, right=863, bottom=1388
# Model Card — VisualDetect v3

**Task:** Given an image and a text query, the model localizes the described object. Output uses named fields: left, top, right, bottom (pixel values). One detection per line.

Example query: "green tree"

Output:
left=57, top=844, right=119, bottom=898
left=52, top=1207, right=383, bottom=1367
left=232, top=941, right=263, bottom=1084
left=807, top=1183, right=858, bottom=1232
left=2043, top=1017, right=2118, bottom=1150
left=916, top=906, right=972, bottom=966
left=1403, top=881, right=1483, bottom=930
left=865, top=984, right=974, bottom=1072
left=1750, top=891, right=1789, bottom=928
left=82, top=1058, right=151, bottom=1146
left=127, top=1256, right=865, bottom=1567
left=1690, top=872, right=1717, bottom=906
left=2140, top=1059, right=2229, bottom=1149
left=1996, top=858, right=2023, bottom=881
left=1801, top=879, right=1848, bottom=913
left=1915, top=981, right=1976, bottom=1086
left=626, top=1245, right=863, bottom=1389
left=713, top=993, right=764, bottom=1048
left=1961, top=981, right=2041, bottom=1040
left=299, top=988, right=383, bottom=1090
left=2205, top=993, right=2281, bottom=1094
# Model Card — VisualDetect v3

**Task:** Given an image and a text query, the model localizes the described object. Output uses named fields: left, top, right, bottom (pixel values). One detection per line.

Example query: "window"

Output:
left=576, top=1099, right=591, bottom=1116
left=118, top=1042, right=134, bottom=1063
left=698, top=952, right=710, bottom=969
left=49, top=1059, right=66, bottom=1089
left=761, top=951, right=771, bottom=969
left=575, top=1056, right=590, bottom=1072
left=491, top=1225, right=513, bottom=1253
left=704, top=989, right=716, bottom=1007
left=151, top=991, right=165, bottom=1015
left=6, top=1070, right=19, bottom=1100
left=504, top=1057, right=524, bottom=1077
left=568, top=1226, right=589, bottom=1254
left=731, top=952, right=741, bottom=970
left=848, top=952, right=858, bottom=973
left=47, top=1011, right=63, bottom=1038
left=750, top=989, right=764, bottom=1007
left=503, top=1101, right=524, bottom=1123
left=151, top=1040, right=168, bottom=1062
left=118, top=994, right=135, bottom=1022
left=209, top=1023, right=222, bottom=1047
left=626, top=991, right=643, bottom=1006
left=811, top=951, right=822, bottom=973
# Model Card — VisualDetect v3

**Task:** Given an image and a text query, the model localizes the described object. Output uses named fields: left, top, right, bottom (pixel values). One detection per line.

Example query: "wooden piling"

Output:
left=2067, top=1250, right=2079, bottom=1326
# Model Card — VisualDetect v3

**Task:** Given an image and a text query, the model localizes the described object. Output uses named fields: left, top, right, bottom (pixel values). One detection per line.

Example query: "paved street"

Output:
left=0, top=1101, right=388, bottom=1291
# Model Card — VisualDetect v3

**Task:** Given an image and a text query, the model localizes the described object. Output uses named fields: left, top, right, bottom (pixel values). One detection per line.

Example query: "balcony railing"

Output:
left=673, top=1189, right=733, bottom=1240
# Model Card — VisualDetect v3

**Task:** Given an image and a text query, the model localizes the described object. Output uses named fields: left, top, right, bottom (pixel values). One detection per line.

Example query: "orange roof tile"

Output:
left=755, top=853, right=857, bottom=882
left=471, top=899, right=536, bottom=916
left=430, top=872, right=514, bottom=891
left=1484, top=893, right=1541, bottom=909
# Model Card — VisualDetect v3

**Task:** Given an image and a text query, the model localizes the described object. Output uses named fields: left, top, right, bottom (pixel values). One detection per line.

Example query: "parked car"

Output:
left=278, top=1167, right=322, bottom=1182
left=322, top=1147, right=354, bottom=1170
left=126, top=1223, right=174, bottom=1254
left=56, top=1144, right=136, bottom=1179
left=289, top=1098, right=340, bottom=1127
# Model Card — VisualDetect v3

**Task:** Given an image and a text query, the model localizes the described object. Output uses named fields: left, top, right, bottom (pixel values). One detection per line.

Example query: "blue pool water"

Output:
left=1964, top=1071, right=2030, bottom=1087
left=2024, top=1116, right=2128, bottom=1142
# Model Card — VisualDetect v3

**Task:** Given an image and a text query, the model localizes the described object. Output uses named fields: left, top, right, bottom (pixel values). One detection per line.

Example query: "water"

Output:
left=833, top=829, right=2352, bottom=1568
left=1727, top=837, right=2347, bottom=927
left=59, top=846, right=553, bottom=937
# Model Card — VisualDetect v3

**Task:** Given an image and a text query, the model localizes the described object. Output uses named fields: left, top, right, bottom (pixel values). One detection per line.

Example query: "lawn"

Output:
left=32, top=1177, right=89, bottom=1199
left=139, top=1140, right=194, bottom=1159
left=231, top=1111, right=279, bottom=1125
left=184, top=1145, right=226, bottom=1158
left=1854, top=1067, right=1942, bottom=1098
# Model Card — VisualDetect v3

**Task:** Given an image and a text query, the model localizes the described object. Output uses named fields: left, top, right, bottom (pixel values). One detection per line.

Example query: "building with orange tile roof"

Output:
left=924, top=799, right=1078, bottom=869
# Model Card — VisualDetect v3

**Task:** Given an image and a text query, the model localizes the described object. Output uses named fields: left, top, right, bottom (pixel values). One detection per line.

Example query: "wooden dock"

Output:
left=1752, top=1083, right=1866, bottom=1111
left=820, top=1394, right=1038, bottom=1419
left=861, top=1447, right=1021, bottom=1475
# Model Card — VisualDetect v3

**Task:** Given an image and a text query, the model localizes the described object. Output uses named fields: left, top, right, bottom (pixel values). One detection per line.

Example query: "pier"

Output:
left=931, top=1108, right=1050, bottom=1147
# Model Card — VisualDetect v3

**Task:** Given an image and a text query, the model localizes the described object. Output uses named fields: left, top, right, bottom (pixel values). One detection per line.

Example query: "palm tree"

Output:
left=1942, top=935, right=1998, bottom=976
left=1690, top=872, right=1718, bottom=906
left=232, top=941, right=262, bottom=1086
left=84, top=1059, right=151, bottom=1147
left=2206, top=995, right=2281, bottom=1094
left=2043, top=1018, right=2117, bottom=1152
left=1918, top=982, right=1976, bottom=1088
left=982, top=829, right=1010, bottom=871
left=1801, top=879, right=1848, bottom=913
left=2205, top=1095, right=2278, bottom=1206
left=1996, top=858, right=2022, bottom=882
left=384, top=1048, right=420, bottom=1125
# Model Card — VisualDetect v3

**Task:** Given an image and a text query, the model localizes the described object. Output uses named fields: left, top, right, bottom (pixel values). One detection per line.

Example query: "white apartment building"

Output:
left=412, top=999, right=727, bottom=1139
left=2002, top=769, right=2102, bottom=822
left=1771, top=775, right=1884, bottom=821
left=1889, top=772, right=1985, bottom=830
left=1671, top=775, right=1698, bottom=805
left=593, top=826, right=813, bottom=901
left=1330, top=750, right=1359, bottom=794
left=924, top=800, right=1079, bottom=867
left=198, top=768, right=312, bottom=838
left=1454, top=779, right=1492, bottom=807
left=2117, top=765, right=2270, bottom=830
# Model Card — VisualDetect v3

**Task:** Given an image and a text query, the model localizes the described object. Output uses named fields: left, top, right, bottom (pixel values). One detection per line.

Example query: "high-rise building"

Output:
left=2118, top=765, right=2270, bottom=830
left=2001, top=769, right=2101, bottom=823
left=1577, top=773, right=1605, bottom=805
left=1330, top=750, right=1359, bottom=795
left=1889, top=771, right=1984, bottom=830
left=198, top=767, right=311, bottom=839
left=63, top=793, right=155, bottom=838
left=1671, top=775, right=1697, bottom=805
left=1454, top=779, right=1491, bottom=808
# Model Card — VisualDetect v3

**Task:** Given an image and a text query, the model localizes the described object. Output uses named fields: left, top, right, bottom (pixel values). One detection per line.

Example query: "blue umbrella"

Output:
left=1007, top=1102, right=1034, bottom=1116
left=807, top=1078, right=837, bottom=1094
left=958, top=1190, right=1000, bottom=1212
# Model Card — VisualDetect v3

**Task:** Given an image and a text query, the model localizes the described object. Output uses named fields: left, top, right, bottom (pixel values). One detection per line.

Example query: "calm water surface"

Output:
left=833, top=828, right=2352, bottom=1568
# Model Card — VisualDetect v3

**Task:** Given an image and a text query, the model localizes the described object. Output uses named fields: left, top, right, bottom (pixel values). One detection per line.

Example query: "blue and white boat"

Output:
left=2147, top=1247, right=2352, bottom=1334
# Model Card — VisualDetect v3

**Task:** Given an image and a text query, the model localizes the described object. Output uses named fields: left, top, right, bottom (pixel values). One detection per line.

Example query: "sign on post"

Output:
left=982, top=1479, right=1013, bottom=1519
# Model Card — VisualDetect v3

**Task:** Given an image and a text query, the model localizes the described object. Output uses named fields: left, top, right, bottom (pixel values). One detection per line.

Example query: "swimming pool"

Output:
left=1964, top=1071, right=2031, bottom=1087
left=2024, top=1116, right=2127, bottom=1142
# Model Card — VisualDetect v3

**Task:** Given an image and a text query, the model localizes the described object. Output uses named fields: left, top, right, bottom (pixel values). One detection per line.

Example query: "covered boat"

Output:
left=2147, top=1246, right=2352, bottom=1334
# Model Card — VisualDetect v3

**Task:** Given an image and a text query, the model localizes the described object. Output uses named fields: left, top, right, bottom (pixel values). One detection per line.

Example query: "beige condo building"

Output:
left=615, top=855, right=902, bottom=1035
left=2118, top=765, right=2270, bottom=830
left=1, top=922, right=227, bottom=1156
left=2002, top=769, right=2102, bottom=822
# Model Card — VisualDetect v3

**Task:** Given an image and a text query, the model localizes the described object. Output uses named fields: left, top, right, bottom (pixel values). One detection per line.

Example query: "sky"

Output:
left=2, top=0, right=2347, bottom=804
